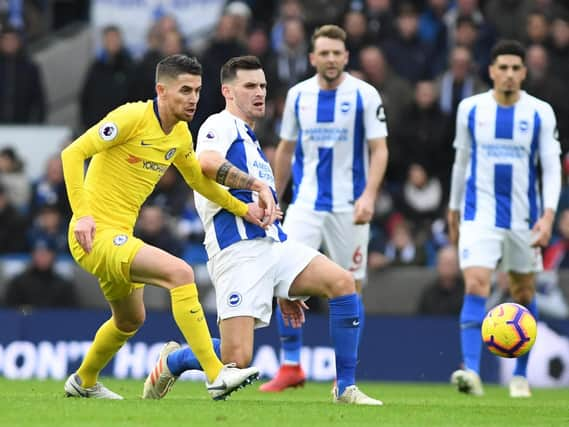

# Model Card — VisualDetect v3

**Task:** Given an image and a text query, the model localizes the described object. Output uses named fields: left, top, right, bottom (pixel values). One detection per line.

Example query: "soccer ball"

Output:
left=481, top=302, right=537, bottom=358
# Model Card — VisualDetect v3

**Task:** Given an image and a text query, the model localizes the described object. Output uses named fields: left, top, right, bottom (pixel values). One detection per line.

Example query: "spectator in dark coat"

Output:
left=128, top=24, right=163, bottom=102
left=343, top=10, right=374, bottom=70
left=396, top=163, right=444, bottom=237
left=27, top=203, right=68, bottom=254
left=382, top=3, right=433, bottom=83
left=523, top=44, right=569, bottom=153
left=192, top=14, right=247, bottom=133
left=544, top=209, right=569, bottom=270
left=80, top=25, right=133, bottom=129
left=418, top=0, right=450, bottom=76
left=436, top=46, right=487, bottom=120
left=4, top=237, right=78, bottom=308
left=549, top=14, right=569, bottom=85
left=358, top=45, right=413, bottom=133
left=390, top=80, right=453, bottom=188
left=417, top=245, right=464, bottom=315
left=0, top=25, right=45, bottom=123
left=29, top=155, right=71, bottom=222
left=134, top=205, right=183, bottom=257
left=364, top=0, right=397, bottom=43
left=0, top=183, right=28, bottom=253
left=484, top=0, right=533, bottom=41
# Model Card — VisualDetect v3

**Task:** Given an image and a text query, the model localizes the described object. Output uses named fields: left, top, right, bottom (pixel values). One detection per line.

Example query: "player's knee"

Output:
left=115, top=313, right=145, bottom=333
left=165, top=261, right=195, bottom=287
left=464, top=277, right=489, bottom=296
left=511, top=287, right=534, bottom=306
left=326, top=269, right=355, bottom=298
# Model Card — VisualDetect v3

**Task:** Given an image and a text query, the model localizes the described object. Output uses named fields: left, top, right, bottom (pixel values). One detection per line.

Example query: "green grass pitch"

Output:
left=1, top=378, right=568, bottom=427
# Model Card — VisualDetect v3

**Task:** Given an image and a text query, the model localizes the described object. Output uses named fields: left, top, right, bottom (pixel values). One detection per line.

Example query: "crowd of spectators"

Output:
left=1, top=0, right=569, bottom=313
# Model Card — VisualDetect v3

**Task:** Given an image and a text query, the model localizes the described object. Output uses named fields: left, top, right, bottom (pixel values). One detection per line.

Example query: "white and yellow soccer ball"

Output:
left=481, top=303, right=537, bottom=358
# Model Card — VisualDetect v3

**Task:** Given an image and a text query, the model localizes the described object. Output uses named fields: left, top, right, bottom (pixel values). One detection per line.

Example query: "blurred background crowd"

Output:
left=1, top=0, right=569, bottom=317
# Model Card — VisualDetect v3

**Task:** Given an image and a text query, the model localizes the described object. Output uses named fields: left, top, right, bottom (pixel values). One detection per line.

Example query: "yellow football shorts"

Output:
left=68, top=224, right=145, bottom=301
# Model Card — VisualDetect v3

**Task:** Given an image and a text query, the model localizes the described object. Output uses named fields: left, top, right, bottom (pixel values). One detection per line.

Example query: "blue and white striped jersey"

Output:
left=195, top=110, right=287, bottom=257
left=454, top=90, right=560, bottom=230
left=280, top=73, right=388, bottom=212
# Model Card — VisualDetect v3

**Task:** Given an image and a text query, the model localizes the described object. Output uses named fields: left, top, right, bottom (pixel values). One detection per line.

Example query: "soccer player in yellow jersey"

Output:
left=62, top=55, right=276, bottom=400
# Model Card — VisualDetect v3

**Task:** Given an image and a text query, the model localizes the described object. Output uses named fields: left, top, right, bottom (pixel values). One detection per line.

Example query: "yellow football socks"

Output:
left=76, top=318, right=137, bottom=388
left=170, top=283, right=223, bottom=383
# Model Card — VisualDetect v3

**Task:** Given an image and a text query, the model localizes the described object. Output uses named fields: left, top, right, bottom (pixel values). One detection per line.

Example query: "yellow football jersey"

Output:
left=62, top=100, right=246, bottom=230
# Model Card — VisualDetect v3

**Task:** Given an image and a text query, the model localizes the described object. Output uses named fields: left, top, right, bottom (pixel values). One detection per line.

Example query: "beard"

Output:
left=322, top=67, right=341, bottom=83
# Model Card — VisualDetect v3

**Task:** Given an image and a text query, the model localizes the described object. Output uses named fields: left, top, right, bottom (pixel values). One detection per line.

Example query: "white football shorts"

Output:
left=207, top=237, right=320, bottom=328
left=283, top=204, right=369, bottom=280
left=458, top=222, right=543, bottom=273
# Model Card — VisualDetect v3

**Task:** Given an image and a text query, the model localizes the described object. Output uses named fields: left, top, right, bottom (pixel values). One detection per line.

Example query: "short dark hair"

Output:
left=102, top=25, right=121, bottom=35
left=456, top=14, right=479, bottom=29
left=491, top=40, right=526, bottom=64
left=311, top=24, right=346, bottom=51
left=220, top=55, right=262, bottom=84
left=156, top=54, right=202, bottom=83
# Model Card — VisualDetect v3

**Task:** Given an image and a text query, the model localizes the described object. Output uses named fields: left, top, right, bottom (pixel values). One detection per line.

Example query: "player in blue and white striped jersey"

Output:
left=448, top=40, right=561, bottom=398
left=261, top=24, right=389, bottom=392
left=145, top=56, right=383, bottom=405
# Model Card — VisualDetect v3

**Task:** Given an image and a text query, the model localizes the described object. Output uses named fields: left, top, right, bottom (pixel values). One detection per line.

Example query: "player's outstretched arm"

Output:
left=199, top=150, right=277, bottom=227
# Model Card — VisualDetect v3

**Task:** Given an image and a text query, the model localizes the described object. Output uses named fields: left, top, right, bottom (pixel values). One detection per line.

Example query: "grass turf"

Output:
left=1, top=378, right=568, bottom=427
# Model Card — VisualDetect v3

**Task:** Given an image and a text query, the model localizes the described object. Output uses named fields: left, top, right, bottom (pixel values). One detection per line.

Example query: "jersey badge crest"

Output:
left=113, top=234, right=128, bottom=246
left=98, top=122, right=118, bottom=141
left=227, top=292, right=242, bottom=307
left=165, top=148, right=177, bottom=160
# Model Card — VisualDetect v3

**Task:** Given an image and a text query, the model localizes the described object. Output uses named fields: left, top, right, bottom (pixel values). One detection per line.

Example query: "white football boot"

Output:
left=64, top=373, right=123, bottom=399
left=206, top=363, right=259, bottom=400
left=451, top=369, right=484, bottom=396
left=509, top=375, right=531, bottom=398
left=142, top=341, right=181, bottom=399
left=334, top=385, right=383, bottom=405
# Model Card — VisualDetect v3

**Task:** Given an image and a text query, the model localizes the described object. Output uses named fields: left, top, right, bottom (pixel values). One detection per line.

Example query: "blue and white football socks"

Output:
left=276, top=304, right=303, bottom=365
left=460, top=294, right=487, bottom=374
left=513, top=298, right=538, bottom=377
left=166, top=338, right=221, bottom=376
left=329, top=293, right=360, bottom=396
